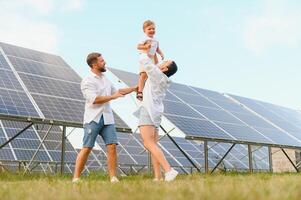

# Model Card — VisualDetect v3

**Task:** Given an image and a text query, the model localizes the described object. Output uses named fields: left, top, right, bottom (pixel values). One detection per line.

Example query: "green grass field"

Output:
left=1, top=172, right=301, bottom=200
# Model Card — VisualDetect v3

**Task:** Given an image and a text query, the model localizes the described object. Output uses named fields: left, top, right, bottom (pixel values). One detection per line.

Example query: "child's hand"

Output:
left=145, top=43, right=151, bottom=50
left=144, top=40, right=152, bottom=50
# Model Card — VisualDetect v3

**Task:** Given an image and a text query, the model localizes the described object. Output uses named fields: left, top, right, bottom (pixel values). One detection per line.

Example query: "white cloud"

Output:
left=23, top=0, right=55, bottom=14
left=243, top=0, right=301, bottom=55
left=60, top=0, right=85, bottom=11
left=0, top=0, right=85, bottom=53
left=0, top=12, right=59, bottom=53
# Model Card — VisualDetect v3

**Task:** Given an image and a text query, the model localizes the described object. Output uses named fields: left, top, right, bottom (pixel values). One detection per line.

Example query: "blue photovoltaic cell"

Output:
left=191, top=88, right=301, bottom=147
left=163, top=100, right=204, bottom=119
left=18, top=73, right=83, bottom=100
left=108, top=67, right=139, bottom=86
left=0, top=69, right=23, bottom=91
left=0, top=53, right=11, bottom=70
left=170, top=90, right=220, bottom=108
left=0, top=42, right=69, bottom=67
left=191, top=105, right=243, bottom=124
left=214, top=122, right=271, bottom=144
left=31, top=94, right=84, bottom=122
left=168, top=82, right=198, bottom=94
left=8, top=56, right=81, bottom=82
left=228, top=94, right=301, bottom=144
left=164, top=115, right=234, bottom=140
left=0, top=88, right=39, bottom=117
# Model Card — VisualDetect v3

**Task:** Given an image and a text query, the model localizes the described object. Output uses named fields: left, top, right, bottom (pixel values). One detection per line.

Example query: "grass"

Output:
left=1, top=172, right=301, bottom=200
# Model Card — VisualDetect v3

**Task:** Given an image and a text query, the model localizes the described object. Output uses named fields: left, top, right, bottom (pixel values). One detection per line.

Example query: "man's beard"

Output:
left=100, top=65, right=106, bottom=72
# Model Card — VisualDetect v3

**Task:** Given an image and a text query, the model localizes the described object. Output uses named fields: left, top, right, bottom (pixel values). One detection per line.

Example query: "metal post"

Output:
left=0, top=122, right=33, bottom=149
left=248, top=144, right=253, bottom=173
left=60, top=126, right=66, bottom=174
left=204, top=141, right=209, bottom=173
left=162, top=126, right=201, bottom=172
left=268, top=146, right=273, bottom=172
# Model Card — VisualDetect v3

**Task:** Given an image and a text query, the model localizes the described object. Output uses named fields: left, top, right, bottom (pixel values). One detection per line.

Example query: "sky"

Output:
left=0, top=0, right=300, bottom=110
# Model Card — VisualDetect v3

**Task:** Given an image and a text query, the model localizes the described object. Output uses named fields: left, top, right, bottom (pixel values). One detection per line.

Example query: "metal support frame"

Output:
left=60, top=126, right=66, bottom=174
left=160, top=125, right=201, bottom=172
left=23, top=124, right=53, bottom=174
left=281, top=148, right=299, bottom=172
left=0, top=122, right=34, bottom=149
left=248, top=144, right=253, bottom=173
left=211, top=143, right=236, bottom=174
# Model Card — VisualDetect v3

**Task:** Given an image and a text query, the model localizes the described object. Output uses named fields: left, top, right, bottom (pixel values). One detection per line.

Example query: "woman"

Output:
left=134, top=54, right=178, bottom=182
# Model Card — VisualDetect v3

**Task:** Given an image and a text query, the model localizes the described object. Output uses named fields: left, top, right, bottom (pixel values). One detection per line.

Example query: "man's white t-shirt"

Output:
left=81, top=72, right=117, bottom=125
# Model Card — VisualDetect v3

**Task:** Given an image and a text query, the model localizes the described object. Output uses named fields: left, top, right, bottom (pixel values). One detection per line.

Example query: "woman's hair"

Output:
left=143, top=20, right=155, bottom=30
left=163, top=61, right=178, bottom=77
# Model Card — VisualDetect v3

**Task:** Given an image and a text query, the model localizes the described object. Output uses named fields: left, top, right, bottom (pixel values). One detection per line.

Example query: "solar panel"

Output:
left=228, top=94, right=301, bottom=143
left=0, top=44, right=85, bottom=123
left=0, top=51, right=40, bottom=118
left=174, top=86, right=301, bottom=147
left=0, top=42, right=68, bottom=66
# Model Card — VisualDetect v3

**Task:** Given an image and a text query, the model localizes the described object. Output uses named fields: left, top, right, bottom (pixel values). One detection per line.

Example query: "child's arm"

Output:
left=137, top=72, right=148, bottom=101
left=156, top=43, right=164, bottom=60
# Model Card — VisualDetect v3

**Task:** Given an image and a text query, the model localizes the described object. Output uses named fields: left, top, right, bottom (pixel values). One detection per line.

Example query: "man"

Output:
left=73, top=52, right=137, bottom=183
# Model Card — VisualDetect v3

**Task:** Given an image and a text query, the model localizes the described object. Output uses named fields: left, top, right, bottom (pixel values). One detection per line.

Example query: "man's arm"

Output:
left=93, top=91, right=124, bottom=104
left=118, top=85, right=138, bottom=95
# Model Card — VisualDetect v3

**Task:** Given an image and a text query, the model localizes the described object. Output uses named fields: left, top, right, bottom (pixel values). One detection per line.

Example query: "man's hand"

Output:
left=159, top=53, right=164, bottom=60
left=112, top=91, right=124, bottom=99
left=118, top=85, right=138, bottom=95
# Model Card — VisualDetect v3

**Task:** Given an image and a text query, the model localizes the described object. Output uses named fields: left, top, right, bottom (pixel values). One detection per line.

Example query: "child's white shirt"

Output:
left=138, top=35, right=159, bottom=56
left=138, top=35, right=159, bottom=73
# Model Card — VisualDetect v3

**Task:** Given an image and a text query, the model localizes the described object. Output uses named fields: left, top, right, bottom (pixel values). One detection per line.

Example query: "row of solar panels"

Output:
left=108, top=68, right=301, bottom=149
left=0, top=41, right=299, bottom=174
left=0, top=120, right=269, bottom=173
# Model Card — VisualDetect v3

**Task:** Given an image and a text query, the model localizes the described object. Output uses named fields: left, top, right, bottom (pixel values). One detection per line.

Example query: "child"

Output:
left=137, top=20, right=164, bottom=101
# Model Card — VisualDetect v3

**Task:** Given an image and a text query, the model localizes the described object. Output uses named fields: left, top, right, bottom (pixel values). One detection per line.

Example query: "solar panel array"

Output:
left=108, top=67, right=301, bottom=149
left=0, top=42, right=295, bottom=174
left=87, top=131, right=269, bottom=173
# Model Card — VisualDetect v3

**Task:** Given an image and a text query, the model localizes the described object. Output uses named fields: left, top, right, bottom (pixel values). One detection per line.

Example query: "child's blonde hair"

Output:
left=143, top=20, right=155, bottom=30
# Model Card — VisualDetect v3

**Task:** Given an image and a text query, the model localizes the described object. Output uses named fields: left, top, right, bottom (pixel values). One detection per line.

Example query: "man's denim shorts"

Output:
left=83, top=115, right=118, bottom=148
